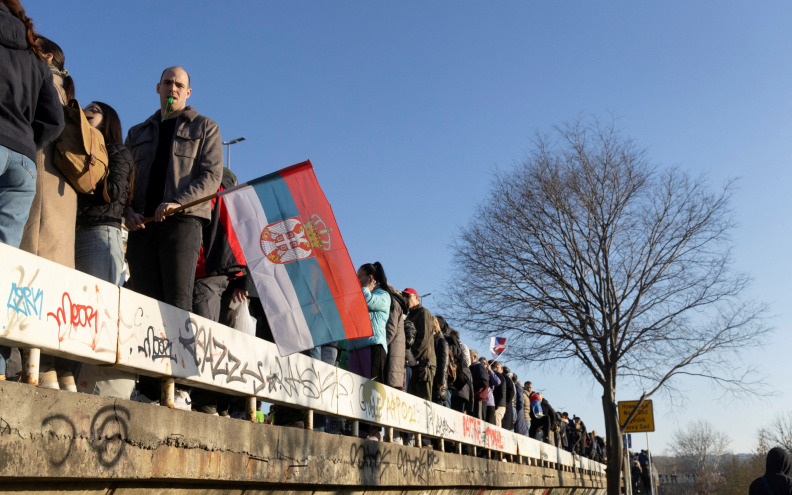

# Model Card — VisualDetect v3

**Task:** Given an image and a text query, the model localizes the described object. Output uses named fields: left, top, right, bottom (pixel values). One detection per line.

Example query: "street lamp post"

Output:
left=222, top=136, right=246, bottom=169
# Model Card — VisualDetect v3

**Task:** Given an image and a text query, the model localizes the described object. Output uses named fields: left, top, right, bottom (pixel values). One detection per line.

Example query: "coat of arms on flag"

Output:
left=260, top=214, right=331, bottom=264
left=490, top=337, right=507, bottom=359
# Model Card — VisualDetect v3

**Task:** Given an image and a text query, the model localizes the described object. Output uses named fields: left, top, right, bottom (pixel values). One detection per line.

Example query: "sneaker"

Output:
left=0, top=374, right=5, bottom=381
left=392, top=436, right=403, bottom=445
left=39, top=369, right=59, bottom=390
left=174, top=388, right=191, bottom=411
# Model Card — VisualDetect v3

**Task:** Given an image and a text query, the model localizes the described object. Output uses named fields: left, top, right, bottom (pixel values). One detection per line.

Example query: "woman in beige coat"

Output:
left=20, top=36, right=76, bottom=269
left=18, top=36, right=77, bottom=390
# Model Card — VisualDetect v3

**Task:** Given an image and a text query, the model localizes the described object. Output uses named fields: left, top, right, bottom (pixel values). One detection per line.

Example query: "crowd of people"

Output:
left=0, top=0, right=604, bottom=459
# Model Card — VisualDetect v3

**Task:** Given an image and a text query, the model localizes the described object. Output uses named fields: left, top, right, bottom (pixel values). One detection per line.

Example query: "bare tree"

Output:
left=670, top=420, right=732, bottom=494
left=758, top=412, right=792, bottom=453
left=446, top=119, right=768, bottom=495
left=671, top=420, right=731, bottom=473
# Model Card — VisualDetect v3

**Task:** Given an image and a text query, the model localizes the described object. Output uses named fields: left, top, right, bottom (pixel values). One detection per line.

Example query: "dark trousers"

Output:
left=529, top=416, right=551, bottom=442
left=193, top=274, right=230, bottom=322
left=471, top=400, right=485, bottom=421
left=127, top=215, right=202, bottom=311
left=450, top=396, right=467, bottom=414
left=486, top=405, right=497, bottom=425
left=370, top=344, right=387, bottom=384
left=407, top=368, right=435, bottom=401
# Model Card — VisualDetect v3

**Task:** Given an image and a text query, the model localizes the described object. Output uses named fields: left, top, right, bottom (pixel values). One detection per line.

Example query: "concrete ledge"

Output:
left=0, top=380, right=605, bottom=494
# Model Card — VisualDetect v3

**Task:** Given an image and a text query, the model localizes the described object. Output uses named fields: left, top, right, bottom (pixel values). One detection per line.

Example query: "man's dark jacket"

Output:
left=406, top=304, right=435, bottom=381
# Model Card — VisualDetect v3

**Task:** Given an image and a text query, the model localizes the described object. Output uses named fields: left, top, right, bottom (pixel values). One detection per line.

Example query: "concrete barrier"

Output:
left=0, top=380, right=607, bottom=494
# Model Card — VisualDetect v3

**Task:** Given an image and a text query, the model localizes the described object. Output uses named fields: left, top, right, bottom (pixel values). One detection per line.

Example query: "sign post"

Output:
left=619, top=400, right=656, bottom=494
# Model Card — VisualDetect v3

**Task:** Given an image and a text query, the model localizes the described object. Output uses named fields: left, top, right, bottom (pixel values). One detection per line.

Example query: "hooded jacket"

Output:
left=0, top=4, right=63, bottom=161
left=749, top=447, right=792, bottom=495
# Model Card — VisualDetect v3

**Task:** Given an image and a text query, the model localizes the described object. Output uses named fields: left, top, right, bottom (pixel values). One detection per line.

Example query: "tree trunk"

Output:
left=603, top=383, right=623, bottom=495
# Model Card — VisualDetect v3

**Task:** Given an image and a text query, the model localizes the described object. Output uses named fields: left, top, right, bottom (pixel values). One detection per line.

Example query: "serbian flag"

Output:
left=221, top=160, right=373, bottom=355
left=490, top=337, right=507, bottom=360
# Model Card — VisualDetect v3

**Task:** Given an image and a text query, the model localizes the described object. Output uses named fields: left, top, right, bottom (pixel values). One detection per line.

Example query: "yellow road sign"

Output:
left=618, top=400, right=655, bottom=433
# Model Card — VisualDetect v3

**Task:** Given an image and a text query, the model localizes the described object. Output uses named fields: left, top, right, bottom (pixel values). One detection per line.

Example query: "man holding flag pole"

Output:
left=125, top=66, right=223, bottom=313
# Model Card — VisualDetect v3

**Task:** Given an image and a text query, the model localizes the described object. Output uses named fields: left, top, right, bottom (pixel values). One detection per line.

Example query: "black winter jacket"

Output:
left=0, top=4, right=63, bottom=161
left=77, top=144, right=133, bottom=227
left=493, top=371, right=507, bottom=407
left=502, top=373, right=515, bottom=429
left=196, top=169, right=246, bottom=278
left=433, top=332, right=449, bottom=403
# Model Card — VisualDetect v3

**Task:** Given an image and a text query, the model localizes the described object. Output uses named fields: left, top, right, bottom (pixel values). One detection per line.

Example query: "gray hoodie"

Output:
left=0, top=4, right=63, bottom=161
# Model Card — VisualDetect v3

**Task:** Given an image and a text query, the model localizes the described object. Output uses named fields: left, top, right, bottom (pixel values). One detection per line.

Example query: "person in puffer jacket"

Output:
left=348, top=262, right=390, bottom=383
left=432, top=317, right=449, bottom=405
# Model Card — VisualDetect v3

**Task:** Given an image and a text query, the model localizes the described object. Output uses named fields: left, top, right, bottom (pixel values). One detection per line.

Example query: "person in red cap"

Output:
left=403, top=288, right=436, bottom=401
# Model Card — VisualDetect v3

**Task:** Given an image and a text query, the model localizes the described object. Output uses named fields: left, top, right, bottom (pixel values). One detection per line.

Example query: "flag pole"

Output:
left=140, top=181, right=250, bottom=225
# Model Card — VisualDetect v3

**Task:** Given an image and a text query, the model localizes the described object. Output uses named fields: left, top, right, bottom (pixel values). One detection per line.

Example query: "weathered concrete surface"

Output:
left=0, top=380, right=605, bottom=494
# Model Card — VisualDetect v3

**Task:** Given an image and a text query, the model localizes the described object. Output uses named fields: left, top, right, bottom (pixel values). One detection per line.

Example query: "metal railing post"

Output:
left=22, top=348, right=40, bottom=386
left=304, top=409, right=314, bottom=430
left=246, top=397, right=257, bottom=422
left=161, top=378, right=175, bottom=408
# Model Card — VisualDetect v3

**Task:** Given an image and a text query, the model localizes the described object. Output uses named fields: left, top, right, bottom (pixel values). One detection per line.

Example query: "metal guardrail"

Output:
left=0, top=243, right=605, bottom=475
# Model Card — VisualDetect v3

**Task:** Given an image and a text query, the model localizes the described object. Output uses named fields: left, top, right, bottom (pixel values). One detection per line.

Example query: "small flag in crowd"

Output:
left=490, top=337, right=507, bottom=359
left=222, top=160, right=373, bottom=355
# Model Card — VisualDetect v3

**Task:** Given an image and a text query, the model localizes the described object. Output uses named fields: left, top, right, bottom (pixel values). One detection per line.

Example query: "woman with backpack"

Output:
left=0, top=0, right=64, bottom=381
left=75, top=102, right=133, bottom=286
left=72, top=101, right=135, bottom=400
left=348, top=262, right=390, bottom=383
left=20, top=36, right=77, bottom=269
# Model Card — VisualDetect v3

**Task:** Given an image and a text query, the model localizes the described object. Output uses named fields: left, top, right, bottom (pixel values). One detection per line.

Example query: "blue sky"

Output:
left=26, top=1, right=792, bottom=453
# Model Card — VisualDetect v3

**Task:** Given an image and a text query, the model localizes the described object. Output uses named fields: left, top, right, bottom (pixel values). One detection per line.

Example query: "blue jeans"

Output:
left=0, top=146, right=36, bottom=375
left=308, top=345, right=339, bottom=431
left=75, top=225, right=124, bottom=285
left=308, top=345, right=338, bottom=366
left=0, top=146, right=36, bottom=248
left=0, top=346, right=9, bottom=376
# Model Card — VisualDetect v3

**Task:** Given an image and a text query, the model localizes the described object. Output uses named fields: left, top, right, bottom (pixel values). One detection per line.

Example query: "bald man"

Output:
left=125, top=66, right=222, bottom=312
